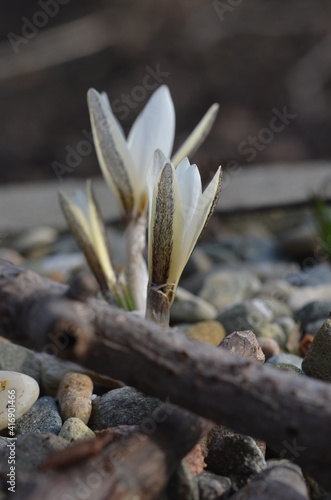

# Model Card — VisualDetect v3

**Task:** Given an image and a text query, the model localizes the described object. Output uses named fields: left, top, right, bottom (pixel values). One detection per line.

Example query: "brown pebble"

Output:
left=300, top=333, right=314, bottom=357
left=183, top=444, right=206, bottom=475
left=258, top=336, right=280, bottom=360
left=218, top=330, right=265, bottom=363
left=58, top=372, right=93, bottom=424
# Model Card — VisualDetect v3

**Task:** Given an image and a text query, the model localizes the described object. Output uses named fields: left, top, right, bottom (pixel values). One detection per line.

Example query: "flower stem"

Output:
left=145, top=283, right=171, bottom=327
left=126, top=213, right=148, bottom=312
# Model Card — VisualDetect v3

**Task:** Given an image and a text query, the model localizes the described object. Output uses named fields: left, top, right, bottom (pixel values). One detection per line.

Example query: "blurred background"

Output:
left=1, top=0, right=331, bottom=185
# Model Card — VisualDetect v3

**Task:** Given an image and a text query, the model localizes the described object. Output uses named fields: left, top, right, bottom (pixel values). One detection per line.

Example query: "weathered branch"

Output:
left=17, top=405, right=205, bottom=500
left=1, top=259, right=331, bottom=488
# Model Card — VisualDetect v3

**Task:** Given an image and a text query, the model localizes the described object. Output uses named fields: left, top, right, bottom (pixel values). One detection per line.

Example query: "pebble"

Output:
left=171, top=287, right=217, bottom=323
left=197, top=472, right=232, bottom=500
left=275, top=316, right=296, bottom=337
left=230, top=461, right=309, bottom=499
left=206, top=434, right=266, bottom=490
left=58, top=372, right=93, bottom=424
left=302, top=317, right=331, bottom=381
left=0, top=339, right=41, bottom=384
left=0, top=371, right=39, bottom=431
left=294, top=300, right=331, bottom=333
left=16, top=396, right=62, bottom=435
left=38, top=353, right=92, bottom=397
left=257, top=323, right=287, bottom=349
left=199, top=270, right=261, bottom=310
left=258, top=337, right=280, bottom=360
left=184, top=321, right=226, bottom=346
left=58, top=417, right=95, bottom=443
left=267, top=353, right=303, bottom=369
left=89, top=387, right=160, bottom=431
left=270, top=364, right=305, bottom=376
left=217, top=299, right=273, bottom=335
left=218, top=330, right=265, bottom=363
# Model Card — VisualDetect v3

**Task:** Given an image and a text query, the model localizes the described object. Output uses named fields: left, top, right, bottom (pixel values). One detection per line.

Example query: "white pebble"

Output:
left=0, top=371, right=39, bottom=430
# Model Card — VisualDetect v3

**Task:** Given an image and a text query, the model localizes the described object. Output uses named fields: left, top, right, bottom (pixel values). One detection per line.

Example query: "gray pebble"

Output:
left=199, top=270, right=261, bottom=310
left=206, top=434, right=266, bottom=490
left=269, top=363, right=305, bottom=376
left=89, top=387, right=160, bottom=431
left=16, top=396, right=62, bottom=435
left=294, top=301, right=331, bottom=332
left=267, top=354, right=303, bottom=369
left=217, top=299, right=272, bottom=336
left=171, top=287, right=217, bottom=323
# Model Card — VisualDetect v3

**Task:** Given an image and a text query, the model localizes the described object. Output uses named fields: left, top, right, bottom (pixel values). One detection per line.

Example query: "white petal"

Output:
left=175, top=158, right=202, bottom=230
left=171, top=103, right=219, bottom=166
left=177, top=166, right=222, bottom=278
left=127, top=85, right=175, bottom=182
left=87, top=88, right=136, bottom=217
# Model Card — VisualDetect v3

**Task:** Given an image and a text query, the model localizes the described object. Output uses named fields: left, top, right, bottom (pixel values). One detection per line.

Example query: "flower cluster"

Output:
left=59, top=84, right=222, bottom=325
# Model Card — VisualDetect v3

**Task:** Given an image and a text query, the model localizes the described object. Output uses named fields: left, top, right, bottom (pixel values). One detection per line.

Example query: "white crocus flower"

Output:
left=87, top=85, right=219, bottom=221
left=58, top=181, right=127, bottom=308
left=146, top=150, right=222, bottom=326
left=87, top=84, right=219, bottom=312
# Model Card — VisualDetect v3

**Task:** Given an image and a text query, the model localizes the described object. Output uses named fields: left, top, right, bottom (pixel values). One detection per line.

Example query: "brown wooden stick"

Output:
left=1, top=259, right=331, bottom=488
left=18, top=405, right=205, bottom=500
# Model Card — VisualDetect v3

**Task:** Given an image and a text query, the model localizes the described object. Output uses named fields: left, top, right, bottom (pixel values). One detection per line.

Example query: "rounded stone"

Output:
left=171, top=287, right=217, bottom=323
left=184, top=321, right=226, bottom=346
left=199, top=270, right=261, bottom=310
left=257, top=337, right=280, bottom=360
left=58, top=372, right=93, bottom=424
left=59, top=417, right=95, bottom=443
left=267, top=353, right=303, bottom=369
left=0, top=371, right=39, bottom=430
left=206, top=434, right=266, bottom=491
left=257, top=323, right=287, bottom=349
left=89, top=387, right=160, bottom=431
left=15, top=396, right=62, bottom=435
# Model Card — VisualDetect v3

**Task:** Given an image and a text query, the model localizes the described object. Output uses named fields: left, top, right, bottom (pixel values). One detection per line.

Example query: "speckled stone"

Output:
left=302, top=317, right=331, bottom=381
left=270, top=364, right=305, bottom=376
left=16, top=396, right=62, bottom=435
left=267, top=353, right=303, bottom=369
left=184, top=321, right=226, bottom=346
left=58, top=417, right=95, bottom=442
left=89, top=387, right=160, bottom=431
left=58, top=372, right=93, bottom=424
left=206, top=434, right=266, bottom=491
left=218, top=330, right=265, bottom=363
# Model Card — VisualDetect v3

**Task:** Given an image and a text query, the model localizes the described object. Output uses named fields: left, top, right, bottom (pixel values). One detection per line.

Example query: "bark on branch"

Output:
left=1, top=259, right=331, bottom=488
